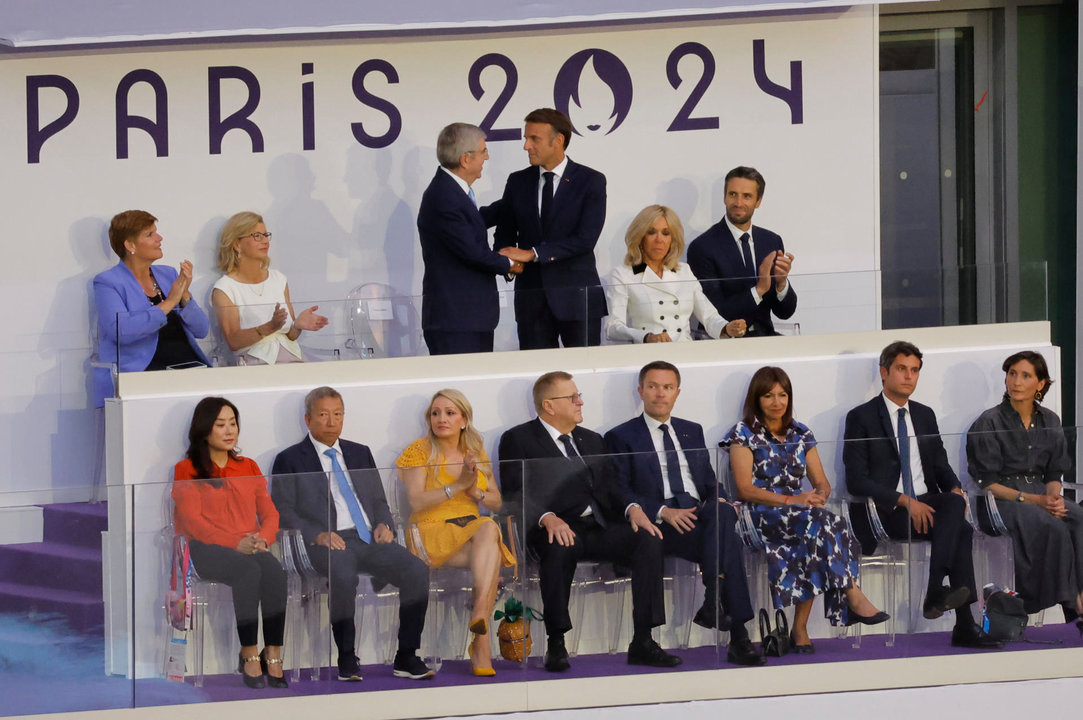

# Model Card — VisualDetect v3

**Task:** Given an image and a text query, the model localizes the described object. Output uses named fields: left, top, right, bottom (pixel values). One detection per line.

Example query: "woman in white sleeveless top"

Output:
left=211, top=212, right=328, bottom=365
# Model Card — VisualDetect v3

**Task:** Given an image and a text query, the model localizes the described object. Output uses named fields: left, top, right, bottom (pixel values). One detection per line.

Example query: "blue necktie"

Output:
left=897, top=409, right=916, bottom=498
left=325, top=448, right=371, bottom=543
left=739, top=232, right=755, bottom=278
left=660, top=424, right=696, bottom=509
left=468, top=186, right=477, bottom=208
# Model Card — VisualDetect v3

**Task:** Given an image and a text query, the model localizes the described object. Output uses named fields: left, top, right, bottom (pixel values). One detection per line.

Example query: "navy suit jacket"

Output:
left=842, top=395, right=960, bottom=511
left=498, top=418, right=626, bottom=531
left=416, top=168, right=509, bottom=333
left=686, top=221, right=797, bottom=336
left=494, top=159, right=608, bottom=321
left=604, top=415, right=720, bottom=521
left=271, top=436, right=395, bottom=546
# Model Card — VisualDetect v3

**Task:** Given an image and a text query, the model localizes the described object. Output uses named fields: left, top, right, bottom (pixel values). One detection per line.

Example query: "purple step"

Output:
left=42, top=503, right=107, bottom=549
left=0, top=581, right=104, bottom=632
left=0, top=542, right=102, bottom=595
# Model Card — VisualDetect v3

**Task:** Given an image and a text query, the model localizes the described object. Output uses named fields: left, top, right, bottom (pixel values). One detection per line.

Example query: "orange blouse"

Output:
left=172, top=456, right=279, bottom=548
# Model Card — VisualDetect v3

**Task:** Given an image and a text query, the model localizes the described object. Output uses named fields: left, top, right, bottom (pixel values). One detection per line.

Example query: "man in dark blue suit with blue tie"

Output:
left=271, top=387, right=436, bottom=681
left=687, top=166, right=797, bottom=337
left=604, top=361, right=764, bottom=666
left=417, top=123, right=523, bottom=355
left=495, top=108, right=607, bottom=349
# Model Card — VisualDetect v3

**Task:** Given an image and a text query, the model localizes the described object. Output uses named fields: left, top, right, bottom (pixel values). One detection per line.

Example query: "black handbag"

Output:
left=981, top=585, right=1028, bottom=641
left=758, top=608, right=790, bottom=657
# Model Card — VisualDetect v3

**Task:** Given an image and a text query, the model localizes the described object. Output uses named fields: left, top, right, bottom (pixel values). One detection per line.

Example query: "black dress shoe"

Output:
left=845, top=610, right=891, bottom=627
left=544, top=639, right=570, bottom=672
left=692, top=601, right=733, bottom=631
left=239, top=652, right=265, bottom=689
left=260, top=648, right=289, bottom=689
left=627, top=638, right=682, bottom=668
left=923, top=586, right=970, bottom=619
left=950, top=624, right=1004, bottom=649
left=393, top=653, right=436, bottom=680
left=789, top=631, right=814, bottom=654
left=726, top=637, right=766, bottom=666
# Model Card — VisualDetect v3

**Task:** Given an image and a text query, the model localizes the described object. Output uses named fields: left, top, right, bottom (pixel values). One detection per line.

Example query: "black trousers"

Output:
left=424, top=329, right=494, bottom=356
left=516, top=301, right=601, bottom=350
left=879, top=491, right=977, bottom=605
left=661, top=500, right=754, bottom=625
left=308, top=529, right=429, bottom=655
left=529, top=516, right=665, bottom=636
left=188, top=540, right=287, bottom=647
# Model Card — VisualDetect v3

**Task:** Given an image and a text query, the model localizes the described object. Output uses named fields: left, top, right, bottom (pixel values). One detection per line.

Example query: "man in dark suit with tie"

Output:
left=417, top=122, right=523, bottom=355
left=687, top=166, right=797, bottom=337
left=843, top=341, right=1001, bottom=648
left=271, top=387, right=436, bottom=681
left=498, top=371, right=680, bottom=671
left=604, top=361, right=764, bottom=666
left=494, top=108, right=608, bottom=349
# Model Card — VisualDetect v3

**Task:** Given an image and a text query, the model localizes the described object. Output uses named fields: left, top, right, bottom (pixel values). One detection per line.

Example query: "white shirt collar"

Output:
left=725, top=215, right=753, bottom=242
left=540, top=155, right=569, bottom=183
left=308, top=433, right=343, bottom=460
left=440, top=166, right=473, bottom=197
left=881, top=392, right=911, bottom=416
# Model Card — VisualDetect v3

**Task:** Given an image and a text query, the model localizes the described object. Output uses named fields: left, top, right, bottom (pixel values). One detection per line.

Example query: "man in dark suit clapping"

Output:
left=498, top=371, right=679, bottom=672
left=271, top=386, right=436, bottom=681
left=417, top=122, right=523, bottom=356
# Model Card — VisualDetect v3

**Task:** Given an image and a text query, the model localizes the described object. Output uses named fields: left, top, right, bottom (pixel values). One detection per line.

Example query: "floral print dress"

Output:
left=725, top=419, right=861, bottom=625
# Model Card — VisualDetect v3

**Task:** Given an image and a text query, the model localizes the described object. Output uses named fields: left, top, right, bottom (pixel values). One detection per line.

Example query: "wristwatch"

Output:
left=1016, top=491, right=1026, bottom=502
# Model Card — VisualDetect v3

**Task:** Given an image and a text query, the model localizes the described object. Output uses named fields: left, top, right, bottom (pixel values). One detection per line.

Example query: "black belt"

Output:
left=445, top=515, right=478, bottom=528
left=1000, top=473, right=1044, bottom=484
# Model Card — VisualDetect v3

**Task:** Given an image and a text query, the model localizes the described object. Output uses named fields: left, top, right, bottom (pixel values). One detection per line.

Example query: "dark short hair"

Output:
left=638, top=360, right=681, bottom=387
left=724, top=166, right=766, bottom=199
left=525, top=108, right=572, bottom=149
left=533, top=370, right=573, bottom=412
left=1002, top=351, right=1054, bottom=401
left=741, top=366, right=793, bottom=429
left=108, top=210, right=157, bottom=259
left=184, top=397, right=240, bottom=486
left=304, top=386, right=343, bottom=416
left=879, top=341, right=924, bottom=371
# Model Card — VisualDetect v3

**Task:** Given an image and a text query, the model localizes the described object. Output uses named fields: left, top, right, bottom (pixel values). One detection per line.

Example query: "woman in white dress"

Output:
left=211, top=211, right=328, bottom=365
left=605, top=205, right=746, bottom=343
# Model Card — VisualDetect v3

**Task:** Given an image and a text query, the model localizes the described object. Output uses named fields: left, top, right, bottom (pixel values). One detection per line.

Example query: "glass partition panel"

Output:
left=0, top=484, right=131, bottom=716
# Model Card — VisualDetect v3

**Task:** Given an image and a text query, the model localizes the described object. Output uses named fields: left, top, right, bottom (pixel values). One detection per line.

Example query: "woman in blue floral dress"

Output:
left=725, top=366, right=888, bottom=651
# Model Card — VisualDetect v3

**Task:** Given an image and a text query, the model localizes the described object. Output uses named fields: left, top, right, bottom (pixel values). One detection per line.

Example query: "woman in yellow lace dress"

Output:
left=396, top=388, right=515, bottom=676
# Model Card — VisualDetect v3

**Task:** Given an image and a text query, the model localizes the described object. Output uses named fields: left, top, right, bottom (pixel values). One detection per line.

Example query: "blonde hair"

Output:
left=423, top=388, right=492, bottom=483
left=217, top=211, right=268, bottom=273
left=622, top=205, right=684, bottom=272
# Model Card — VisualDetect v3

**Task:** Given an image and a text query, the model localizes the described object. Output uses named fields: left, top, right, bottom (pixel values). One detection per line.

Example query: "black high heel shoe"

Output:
left=789, top=630, right=814, bottom=654
left=845, top=610, right=890, bottom=627
left=239, top=652, right=265, bottom=689
left=260, top=648, right=289, bottom=689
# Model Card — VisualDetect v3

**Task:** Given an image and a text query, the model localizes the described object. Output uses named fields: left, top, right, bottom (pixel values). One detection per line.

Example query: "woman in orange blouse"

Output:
left=396, top=389, right=514, bottom=677
left=172, top=397, right=288, bottom=689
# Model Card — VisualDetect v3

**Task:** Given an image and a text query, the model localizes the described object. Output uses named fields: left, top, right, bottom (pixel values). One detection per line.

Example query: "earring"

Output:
left=1035, top=389, right=1044, bottom=403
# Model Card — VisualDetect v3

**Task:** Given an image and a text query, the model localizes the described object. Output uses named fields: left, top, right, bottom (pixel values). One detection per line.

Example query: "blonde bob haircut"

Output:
left=622, top=205, right=684, bottom=272
left=217, top=211, right=268, bottom=274
left=422, top=388, right=492, bottom=484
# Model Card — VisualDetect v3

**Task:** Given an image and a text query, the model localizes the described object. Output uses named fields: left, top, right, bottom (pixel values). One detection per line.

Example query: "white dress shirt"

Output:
left=642, top=414, right=701, bottom=522
left=724, top=215, right=789, bottom=303
left=308, top=433, right=373, bottom=533
left=880, top=393, right=929, bottom=497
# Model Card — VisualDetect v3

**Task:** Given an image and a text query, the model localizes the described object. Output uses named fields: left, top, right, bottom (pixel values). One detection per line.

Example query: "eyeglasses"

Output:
left=240, top=232, right=272, bottom=241
left=547, top=393, right=584, bottom=403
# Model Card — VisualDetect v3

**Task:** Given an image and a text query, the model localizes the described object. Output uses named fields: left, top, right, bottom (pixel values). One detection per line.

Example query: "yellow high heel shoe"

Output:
left=469, top=618, right=488, bottom=636
left=469, top=639, right=496, bottom=677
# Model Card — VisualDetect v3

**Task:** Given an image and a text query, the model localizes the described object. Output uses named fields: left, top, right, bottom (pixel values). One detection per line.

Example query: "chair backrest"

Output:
left=345, top=283, right=423, bottom=359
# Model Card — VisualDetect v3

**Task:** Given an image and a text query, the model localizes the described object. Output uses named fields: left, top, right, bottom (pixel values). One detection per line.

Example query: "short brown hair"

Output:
left=741, top=366, right=793, bottom=428
left=1002, top=351, right=1054, bottom=402
left=524, top=108, right=572, bottom=149
left=725, top=166, right=766, bottom=200
left=879, top=341, right=923, bottom=371
left=108, top=210, right=157, bottom=259
left=638, top=360, right=681, bottom=387
left=533, top=371, right=574, bottom=412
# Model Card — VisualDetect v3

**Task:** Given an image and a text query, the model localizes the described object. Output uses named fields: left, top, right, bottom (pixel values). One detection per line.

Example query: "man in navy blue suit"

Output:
left=271, top=386, right=436, bottom=681
left=604, top=361, right=764, bottom=666
left=687, top=166, right=796, bottom=337
left=495, top=108, right=607, bottom=349
left=417, top=122, right=523, bottom=355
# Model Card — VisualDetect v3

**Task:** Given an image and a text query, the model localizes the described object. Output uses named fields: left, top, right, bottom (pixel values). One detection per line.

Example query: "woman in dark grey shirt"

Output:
left=966, top=351, right=1083, bottom=621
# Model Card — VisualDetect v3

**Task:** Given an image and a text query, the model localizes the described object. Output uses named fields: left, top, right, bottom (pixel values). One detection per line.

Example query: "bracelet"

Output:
left=480, top=490, right=486, bottom=502
left=443, top=485, right=453, bottom=499
left=255, top=325, right=264, bottom=337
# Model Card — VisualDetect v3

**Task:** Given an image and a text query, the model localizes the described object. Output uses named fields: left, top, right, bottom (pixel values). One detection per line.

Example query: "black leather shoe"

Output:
left=845, top=610, right=891, bottom=627
left=727, top=637, right=766, bottom=666
left=393, top=653, right=436, bottom=680
left=627, top=637, right=682, bottom=668
left=692, top=601, right=733, bottom=631
left=544, top=639, right=571, bottom=672
left=260, top=648, right=289, bottom=689
left=923, top=586, right=970, bottom=619
left=239, top=652, right=265, bottom=689
left=789, top=631, right=814, bottom=654
left=337, top=654, right=363, bottom=682
left=951, top=623, right=1004, bottom=649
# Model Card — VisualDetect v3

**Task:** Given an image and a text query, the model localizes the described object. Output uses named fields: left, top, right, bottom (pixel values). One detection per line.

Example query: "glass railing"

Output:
left=4, top=422, right=1079, bottom=714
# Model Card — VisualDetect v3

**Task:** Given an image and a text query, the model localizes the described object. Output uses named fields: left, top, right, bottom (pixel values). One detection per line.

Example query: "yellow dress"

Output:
left=395, top=438, right=515, bottom=569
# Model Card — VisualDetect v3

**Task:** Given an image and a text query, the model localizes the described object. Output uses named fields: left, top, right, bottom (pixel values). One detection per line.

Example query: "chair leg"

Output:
left=192, top=588, right=206, bottom=688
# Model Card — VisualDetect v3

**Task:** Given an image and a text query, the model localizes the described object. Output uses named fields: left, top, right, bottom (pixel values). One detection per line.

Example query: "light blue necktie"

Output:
left=468, top=186, right=477, bottom=208
left=897, top=409, right=916, bottom=498
left=325, top=448, right=372, bottom=543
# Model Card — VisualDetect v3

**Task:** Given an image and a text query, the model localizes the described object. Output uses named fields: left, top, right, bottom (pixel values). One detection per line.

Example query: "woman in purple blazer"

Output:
left=92, top=210, right=210, bottom=407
